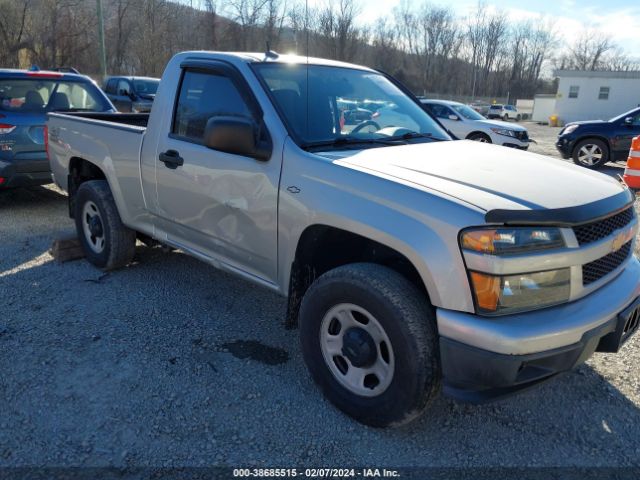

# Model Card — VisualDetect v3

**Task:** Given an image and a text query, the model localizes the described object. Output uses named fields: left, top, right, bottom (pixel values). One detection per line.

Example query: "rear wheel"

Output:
left=299, top=263, right=440, bottom=427
left=572, top=138, right=609, bottom=169
left=468, top=132, right=492, bottom=143
left=502, top=114, right=509, bottom=122
left=74, top=180, right=136, bottom=270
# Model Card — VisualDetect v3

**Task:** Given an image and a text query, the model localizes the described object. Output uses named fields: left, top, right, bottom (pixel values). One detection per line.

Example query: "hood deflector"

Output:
left=485, top=188, right=634, bottom=226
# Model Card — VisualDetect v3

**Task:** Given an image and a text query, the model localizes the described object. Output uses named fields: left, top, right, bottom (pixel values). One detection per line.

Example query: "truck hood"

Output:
left=317, top=140, right=626, bottom=214
left=566, top=119, right=607, bottom=126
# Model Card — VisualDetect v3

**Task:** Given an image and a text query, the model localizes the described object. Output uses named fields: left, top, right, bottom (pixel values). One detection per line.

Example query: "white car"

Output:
left=421, top=99, right=530, bottom=150
left=487, top=103, right=521, bottom=121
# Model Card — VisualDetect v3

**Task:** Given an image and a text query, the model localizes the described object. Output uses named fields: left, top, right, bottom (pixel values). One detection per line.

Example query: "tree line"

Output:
left=0, top=0, right=637, bottom=100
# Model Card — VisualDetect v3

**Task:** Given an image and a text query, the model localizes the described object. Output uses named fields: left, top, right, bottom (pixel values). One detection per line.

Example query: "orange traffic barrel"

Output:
left=623, top=136, right=640, bottom=189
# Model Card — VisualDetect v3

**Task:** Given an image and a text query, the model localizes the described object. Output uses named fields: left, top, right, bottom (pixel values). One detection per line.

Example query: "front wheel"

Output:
left=299, top=263, right=440, bottom=427
left=74, top=180, right=136, bottom=270
left=468, top=132, right=492, bottom=143
left=572, top=138, right=609, bottom=169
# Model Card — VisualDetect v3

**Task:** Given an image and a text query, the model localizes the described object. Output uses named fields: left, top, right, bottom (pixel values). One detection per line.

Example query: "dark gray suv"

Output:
left=103, top=76, right=159, bottom=113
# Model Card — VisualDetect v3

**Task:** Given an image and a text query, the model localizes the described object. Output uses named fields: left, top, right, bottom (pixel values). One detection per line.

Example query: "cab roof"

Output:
left=0, top=68, right=90, bottom=81
left=177, top=51, right=377, bottom=72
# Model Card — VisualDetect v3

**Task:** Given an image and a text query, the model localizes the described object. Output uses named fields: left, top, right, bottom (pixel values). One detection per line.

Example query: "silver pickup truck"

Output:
left=48, top=51, right=640, bottom=427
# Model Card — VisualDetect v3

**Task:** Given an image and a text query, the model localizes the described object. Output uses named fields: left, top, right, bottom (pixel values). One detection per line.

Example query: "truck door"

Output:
left=153, top=64, right=280, bottom=284
left=114, top=79, right=133, bottom=112
left=429, top=104, right=465, bottom=139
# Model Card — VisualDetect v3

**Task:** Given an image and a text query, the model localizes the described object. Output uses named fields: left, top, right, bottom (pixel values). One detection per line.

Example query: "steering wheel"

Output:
left=351, top=120, right=381, bottom=134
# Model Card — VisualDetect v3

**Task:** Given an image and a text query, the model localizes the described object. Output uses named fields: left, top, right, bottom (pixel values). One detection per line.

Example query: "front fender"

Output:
left=277, top=140, right=485, bottom=313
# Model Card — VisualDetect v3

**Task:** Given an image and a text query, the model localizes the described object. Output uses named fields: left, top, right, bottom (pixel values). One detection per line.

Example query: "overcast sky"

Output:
left=304, top=0, right=640, bottom=57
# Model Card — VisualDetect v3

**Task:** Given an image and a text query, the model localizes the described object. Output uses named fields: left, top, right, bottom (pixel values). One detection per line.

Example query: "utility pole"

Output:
left=96, top=0, right=107, bottom=79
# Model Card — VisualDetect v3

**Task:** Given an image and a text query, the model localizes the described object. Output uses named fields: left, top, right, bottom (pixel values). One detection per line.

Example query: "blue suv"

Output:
left=0, top=68, right=115, bottom=189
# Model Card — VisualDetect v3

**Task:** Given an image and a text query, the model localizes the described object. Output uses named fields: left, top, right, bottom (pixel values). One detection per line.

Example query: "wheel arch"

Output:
left=285, top=224, right=432, bottom=328
left=466, top=131, right=491, bottom=141
left=68, top=157, right=108, bottom=218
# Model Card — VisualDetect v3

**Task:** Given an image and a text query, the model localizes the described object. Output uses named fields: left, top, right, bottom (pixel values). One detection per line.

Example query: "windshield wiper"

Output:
left=301, top=136, right=406, bottom=150
left=301, top=131, right=448, bottom=151
left=384, top=132, right=447, bottom=142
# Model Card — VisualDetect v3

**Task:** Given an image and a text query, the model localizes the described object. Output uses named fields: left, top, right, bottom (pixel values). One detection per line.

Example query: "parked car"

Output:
left=421, top=99, right=530, bottom=149
left=469, top=101, right=490, bottom=116
left=103, top=76, right=159, bottom=113
left=342, top=107, right=373, bottom=125
left=0, top=68, right=114, bottom=189
left=556, top=107, right=640, bottom=169
left=48, top=51, right=640, bottom=428
left=371, top=102, right=421, bottom=132
left=487, top=104, right=521, bottom=121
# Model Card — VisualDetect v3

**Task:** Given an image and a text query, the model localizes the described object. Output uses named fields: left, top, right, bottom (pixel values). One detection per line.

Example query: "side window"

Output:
left=598, top=87, right=610, bottom=100
left=428, top=104, right=449, bottom=119
left=106, top=79, right=117, bottom=94
left=172, top=70, right=252, bottom=142
left=117, top=80, right=131, bottom=96
left=569, top=85, right=579, bottom=99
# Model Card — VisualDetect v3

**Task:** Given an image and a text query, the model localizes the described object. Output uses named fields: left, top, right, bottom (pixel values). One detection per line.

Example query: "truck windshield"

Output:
left=253, top=63, right=450, bottom=148
left=0, top=78, right=112, bottom=113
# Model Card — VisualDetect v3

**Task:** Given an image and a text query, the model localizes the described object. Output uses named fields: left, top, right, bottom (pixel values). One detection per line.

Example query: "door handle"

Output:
left=159, top=150, right=184, bottom=169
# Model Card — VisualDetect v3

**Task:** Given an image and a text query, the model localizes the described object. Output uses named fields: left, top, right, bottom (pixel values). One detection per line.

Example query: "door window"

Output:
left=117, top=80, right=131, bottom=96
left=105, top=79, right=117, bottom=94
left=426, top=104, right=452, bottom=119
left=172, top=70, right=252, bottom=142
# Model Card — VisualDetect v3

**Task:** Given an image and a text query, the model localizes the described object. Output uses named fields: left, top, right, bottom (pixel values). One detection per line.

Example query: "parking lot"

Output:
left=1, top=123, right=639, bottom=469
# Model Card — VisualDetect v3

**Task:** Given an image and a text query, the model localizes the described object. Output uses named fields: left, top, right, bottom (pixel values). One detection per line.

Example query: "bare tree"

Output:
left=0, top=0, right=31, bottom=67
left=566, top=30, right=615, bottom=70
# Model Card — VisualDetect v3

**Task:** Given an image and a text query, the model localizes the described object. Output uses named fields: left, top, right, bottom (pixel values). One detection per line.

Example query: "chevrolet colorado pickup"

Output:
left=47, top=51, right=640, bottom=427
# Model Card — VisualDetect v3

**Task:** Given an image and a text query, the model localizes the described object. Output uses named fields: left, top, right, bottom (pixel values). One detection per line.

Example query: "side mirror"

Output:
left=204, top=116, right=270, bottom=160
left=448, top=114, right=460, bottom=121
left=624, top=117, right=634, bottom=125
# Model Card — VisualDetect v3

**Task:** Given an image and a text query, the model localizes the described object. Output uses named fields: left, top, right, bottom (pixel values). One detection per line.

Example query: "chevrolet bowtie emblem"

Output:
left=611, top=231, right=628, bottom=253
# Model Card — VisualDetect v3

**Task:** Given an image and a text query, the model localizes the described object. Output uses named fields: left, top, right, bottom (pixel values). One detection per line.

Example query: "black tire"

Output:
left=299, top=263, right=440, bottom=427
left=516, top=114, right=522, bottom=121
left=74, top=180, right=136, bottom=270
left=502, top=114, right=509, bottom=122
left=572, top=138, right=609, bottom=169
left=467, top=132, right=492, bottom=143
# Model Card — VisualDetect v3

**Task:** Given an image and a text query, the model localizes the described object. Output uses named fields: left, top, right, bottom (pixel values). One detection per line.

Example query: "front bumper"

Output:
left=502, top=142, right=529, bottom=150
left=0, top=155, right=51, bottom=188
left=555, top=136, right=576, bottom=159
left=438, top=257, right=640, bottom=402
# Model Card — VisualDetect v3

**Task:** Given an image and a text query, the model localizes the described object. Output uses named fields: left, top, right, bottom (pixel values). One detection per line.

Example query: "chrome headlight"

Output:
left=490, top=127, right=516, bottom=137
left=460, top=227, right=570, bottom=315
left=562, top=124, right=579, bottom=135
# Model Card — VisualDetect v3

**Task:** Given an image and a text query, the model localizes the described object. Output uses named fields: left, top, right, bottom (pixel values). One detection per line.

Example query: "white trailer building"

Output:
left=553, top=70, right=640, bottom=124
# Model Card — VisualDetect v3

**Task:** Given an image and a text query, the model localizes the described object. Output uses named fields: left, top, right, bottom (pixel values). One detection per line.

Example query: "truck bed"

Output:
left=52, top=112, right=150, bottom=129
left=47, top=111, right=149, bottom=227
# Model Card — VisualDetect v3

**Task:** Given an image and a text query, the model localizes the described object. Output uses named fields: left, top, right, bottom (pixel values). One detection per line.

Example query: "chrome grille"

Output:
left=573, top=207, right=634, bottom=246
left=582, top=240, right=632, bottom=286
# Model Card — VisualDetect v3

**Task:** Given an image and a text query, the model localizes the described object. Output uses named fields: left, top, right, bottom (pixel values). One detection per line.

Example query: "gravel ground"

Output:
left=1, top=125, right=639, bottom=471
